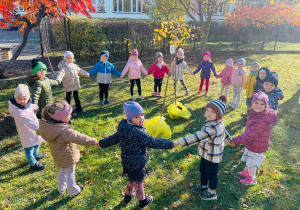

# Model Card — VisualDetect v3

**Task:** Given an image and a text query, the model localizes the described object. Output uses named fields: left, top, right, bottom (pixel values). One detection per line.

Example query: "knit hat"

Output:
left=225, top=58, right=233, bottom=67
left=251, top=62, right=260, bottom=69
left=205, top=96, right=227, bottom=120
left=263, top=72, right=279, bottom=87
left=156, top=52, right=163, bottom=59
left=100, top=50, right=109, bottom=59
left=14, top=84, right=30, bottom=98
left=131, top=49, right=139, bottom=57
left=123, top=101, right=144, bottom=121
left=64, top=51, right=74, bottom=59
left=47, top=102, right=72, bottom=122
left=177, top=48, right=184, bottom=57
left=237, top=58, right=246, bottom=65
left=203, top=51, right=211, bottom=58
left=32, top=59, right=47, bottom=76
left=259, top=67, right=271, bottom=75
left=251, top=92, right=268, bottom=106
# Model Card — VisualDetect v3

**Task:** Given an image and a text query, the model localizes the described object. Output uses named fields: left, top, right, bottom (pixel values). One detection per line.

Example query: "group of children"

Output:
left=8, top=48, right=284, bottom=209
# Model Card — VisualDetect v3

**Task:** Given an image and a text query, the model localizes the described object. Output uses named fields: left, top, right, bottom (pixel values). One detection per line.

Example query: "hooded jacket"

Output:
left=89, top=60, right=121, bottom=84
left=216, top=66, right=235, bottom=85
left=121, top=57, right=148, bottom=79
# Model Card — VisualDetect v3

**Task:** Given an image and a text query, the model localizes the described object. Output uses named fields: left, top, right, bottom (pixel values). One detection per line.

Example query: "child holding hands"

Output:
left=253, top=67, right=271, bottom=93
left=215, top=58, right=235, bottom=98
left=174, top=96, right=233, bottom=200
left=96, top=101, right=177, bottom=209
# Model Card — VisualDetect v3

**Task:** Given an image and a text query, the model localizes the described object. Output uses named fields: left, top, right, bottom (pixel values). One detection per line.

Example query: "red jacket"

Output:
left=233, top=108, right=277, bottom=153
left=148, top=61, right=169, bottom=78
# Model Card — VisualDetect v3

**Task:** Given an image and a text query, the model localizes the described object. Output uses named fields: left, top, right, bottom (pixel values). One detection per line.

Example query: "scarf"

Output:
left=9, top=96, right=31, bottom=110
left=250, top=71, right=259, bottom=75
left=176, top=58, right=184, bottom=65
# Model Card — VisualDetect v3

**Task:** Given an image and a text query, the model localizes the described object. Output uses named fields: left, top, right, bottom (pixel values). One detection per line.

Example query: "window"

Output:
left=113, top=0, right=148, bottom=13
left=92, top=0, right=105, bottom=12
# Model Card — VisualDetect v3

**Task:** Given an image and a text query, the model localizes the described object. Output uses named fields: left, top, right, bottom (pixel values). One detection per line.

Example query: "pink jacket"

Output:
left=231, top=68, right=247, bottom=87
left=148, top=61, right=169, bottom=78
left=233, top=108, right=277, bottom=153
left=121, top=57, right=148, bottom=79
left=9, top=101, right=44, bottom=148
left=216, top=66, right=235, bottom=85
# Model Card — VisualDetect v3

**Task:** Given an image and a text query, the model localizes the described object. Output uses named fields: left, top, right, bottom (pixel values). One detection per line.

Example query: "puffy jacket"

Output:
left=56, top=61, right=89, bottom=92
left=233, top=108, right=277, bottom=153
left=121, top=57, right=148, bottom=79
left=231, top=69, right=247, bottom=87
left=193, top=61, right=217, bottom=79
left=147, top=61, right=169, bottom=78
left=216, top=66, right=235, bottom=85
left=244, top=73, right=258, bottom=98
left=89, top=60, right=121, bottom=84
left=261, top=88, right=284, bottom=111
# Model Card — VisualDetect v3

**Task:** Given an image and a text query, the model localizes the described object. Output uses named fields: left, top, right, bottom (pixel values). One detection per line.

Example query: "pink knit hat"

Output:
left=203, top=51, right=211, bottom=58
left=177, top=48, right=184, bottom=57
left=131, top=49, right=139, bottom=57
left=47, top=103, right=72, bottom=121
left=225, top=58, right=233, bottom=67
left=251, top=92, right=268, bottom=106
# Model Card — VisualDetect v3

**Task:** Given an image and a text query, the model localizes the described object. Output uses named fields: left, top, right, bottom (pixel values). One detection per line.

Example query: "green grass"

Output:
left=0, top=54, right=300, bottom=209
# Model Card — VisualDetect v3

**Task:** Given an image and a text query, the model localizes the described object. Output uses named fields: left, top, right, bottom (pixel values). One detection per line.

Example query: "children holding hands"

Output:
left=244, top=62, right=260, bottom=111
left=215, top=58, right=235, bottom=98
left=253, top=67, right=271, bottom=93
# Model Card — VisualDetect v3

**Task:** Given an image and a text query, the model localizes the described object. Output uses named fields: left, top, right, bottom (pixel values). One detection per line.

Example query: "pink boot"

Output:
left=240, top=176, right=257, bottom=185
left=238, top=169, right=249, bottom=176
left=205, top=92, right=208, bottom=96
left=262, top=155, right=266, bottom=161
left=197, top=91, right=202, bottom=95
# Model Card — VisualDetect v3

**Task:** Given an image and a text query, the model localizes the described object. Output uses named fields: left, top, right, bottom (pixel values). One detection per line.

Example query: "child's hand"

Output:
left=120, top=76, right=123, bottom=80
left=55, top=81, right=59, bottom=86
left=229, top=141, right=235, bottom=147
left=95, top=141, right=102, bottom=149
left=87, top=74, right=90, bottom=78
left=174, top=141, right=180, bottom=148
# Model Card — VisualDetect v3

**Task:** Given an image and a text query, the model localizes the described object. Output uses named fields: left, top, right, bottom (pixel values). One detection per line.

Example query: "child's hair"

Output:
left=63, top=51, right=76, bottom=63
left=41, top=100, right=68, bottom=121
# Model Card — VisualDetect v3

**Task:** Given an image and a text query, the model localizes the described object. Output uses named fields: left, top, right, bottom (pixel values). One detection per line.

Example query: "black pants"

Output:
left=154, top=78, right=163, bottom=92
left=174, top=79, right=188, bottom=91
left=130, top=79, right=141, bottom=96
left=66, top=90, right=83, bottom=112
left=98, top=83, right=110, bottom=101
left=199, top=158, right=219, bottom=190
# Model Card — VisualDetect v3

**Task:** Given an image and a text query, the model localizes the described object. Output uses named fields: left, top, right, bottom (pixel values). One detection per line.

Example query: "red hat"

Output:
left=131, top=49, right=139, bottom=57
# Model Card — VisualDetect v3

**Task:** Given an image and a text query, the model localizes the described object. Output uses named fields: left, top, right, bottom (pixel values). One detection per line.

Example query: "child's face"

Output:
left=37, top=69, right=46, bottom=78
left=65, top=55, right=74, bottom=64
left=157, top=56, right=163, bottom=62
left=205, top=107, right=217, bottom=121
left=259, top=70, right=267, bottom=80
left=251, top=100, right=266, bottom=113
left=61, top=113, right=71, bottom=123
left=177, top=54, right=183, bottom=59
left=263, top=82, right=276, bottom=92
left=131, top=55, right=137, bottom=61
left=204, top=55, right=210, bottom=61
left=15, top=96, right=29, bottom=106
left=237, top=62, right=245, bottom=69
left=100, top=54, right=107, bottom=63
left=225, top=65, right=231, bottom=69
left=251, top=64, right=259, bottom=72
left=130, top=113, right=145, bottom=127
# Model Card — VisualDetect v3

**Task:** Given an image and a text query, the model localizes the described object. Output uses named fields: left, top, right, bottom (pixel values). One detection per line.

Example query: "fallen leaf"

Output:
left=189, top=183, right=193, bottom=187
left=8, top=142, right=18, bottom=146
left=268, top=168, right=277, bottom=175
left=80, top=150, right=86, bottom=154
left=182, top=165, right=187, bottom=168
left=233, top=156, right=237, bottom=159
left=25, top=193, right=30, bottom=197
left=104, top=179, right=109, bottom=182
left=212, top=204, right=218, bottom=209
left=115, top=155, right=121, bottom=159
left=171, top=203, right=180, bottom=208
left=276, top=184, right=284, bottom=189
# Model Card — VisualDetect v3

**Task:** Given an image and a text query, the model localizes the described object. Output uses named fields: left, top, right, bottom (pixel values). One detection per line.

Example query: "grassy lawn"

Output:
left=0, top=54, right=299, bottom=209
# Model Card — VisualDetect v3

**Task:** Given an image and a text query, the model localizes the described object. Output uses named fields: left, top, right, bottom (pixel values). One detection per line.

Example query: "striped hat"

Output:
left=206, top=96, right=227, bottom=120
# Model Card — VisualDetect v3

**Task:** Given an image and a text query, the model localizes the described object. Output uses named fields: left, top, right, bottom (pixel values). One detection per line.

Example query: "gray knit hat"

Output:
left=14, top=84, right=30, bottom=98
left=156, top=52, right=163, bottom=59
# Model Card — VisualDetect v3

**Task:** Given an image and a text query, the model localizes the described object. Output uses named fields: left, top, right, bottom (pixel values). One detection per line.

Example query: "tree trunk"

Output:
left=274, top=25, right=280, bottom=51
left=198, top=30, right=209, bottom=62
left=260, top=27, right=268, bottom=50
left=236, top=28, right=241, bottom=51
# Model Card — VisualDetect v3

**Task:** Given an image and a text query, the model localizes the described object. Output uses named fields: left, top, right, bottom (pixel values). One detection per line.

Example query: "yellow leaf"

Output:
left=25, top=193, right=30, bottom=197
left=161, top=22, right=164, bottom=28
left=182, top=165, right=187, bottom=168
left=169, top=41, right=173, bottom=44
left=154, top=29, right=159, bottom=32
left=157, top=36, right=162, bottom=41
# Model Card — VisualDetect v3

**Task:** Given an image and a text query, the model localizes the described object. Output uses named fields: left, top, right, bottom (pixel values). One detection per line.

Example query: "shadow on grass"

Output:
left=0, top=144, right=22, bottom=158
left=23, top=190, right=63, bottom=210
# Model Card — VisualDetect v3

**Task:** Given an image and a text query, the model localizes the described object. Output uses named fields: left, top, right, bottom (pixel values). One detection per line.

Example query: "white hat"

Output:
left=64, top=51, right=74, bottom=59
left=14, top=84, right=30, bottom=98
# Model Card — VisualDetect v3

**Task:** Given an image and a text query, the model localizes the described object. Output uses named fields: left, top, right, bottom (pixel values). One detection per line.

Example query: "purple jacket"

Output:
left=233, top=108, right=277, bottom=153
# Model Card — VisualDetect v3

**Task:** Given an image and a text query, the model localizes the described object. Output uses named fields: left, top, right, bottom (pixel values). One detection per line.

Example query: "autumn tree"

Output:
left=0, top=0, right=96, bottom=78
left=147, top=0, right=186, bottom=20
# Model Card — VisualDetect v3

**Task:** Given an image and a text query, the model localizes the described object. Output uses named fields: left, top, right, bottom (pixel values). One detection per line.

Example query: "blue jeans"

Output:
left=24, top=144, right=40, bottom=166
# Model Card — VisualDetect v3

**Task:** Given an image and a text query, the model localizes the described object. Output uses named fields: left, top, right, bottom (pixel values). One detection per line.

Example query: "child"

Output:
left=27, top=59, right=57, bottom=118
left=170, top=48, right=193, bottom=96
left=174, top=96, right=233, bottom=200
left=244, top=62, right=260, bottom=110
left=36, top=101, right=97, bottom=198
left=193, top=51, right=217, bottom=96
left=56, top=51, right=90, bottom=116
left=229, top=58, right=248, bottom=109
left=89, top=51, right=121, bottom=105
left=230, top=92, right=277, bottom=185
left=215, top=58, right=235, bottom=98
left=261, top=72, right=284, bottom=112
left=8, top=84, right=46, bottom=170
left=147, top=52, right=169, bottom=97
left=253, top=67, right=271, bottom=94
left=120, top=49, right=148, bottom=100
left=96, top=101, right=177, bottom=209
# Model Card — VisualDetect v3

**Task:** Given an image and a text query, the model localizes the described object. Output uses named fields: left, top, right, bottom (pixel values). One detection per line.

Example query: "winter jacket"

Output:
left=36, top=120, right=97, bottom=168
left=89, top=60, right=121, bottom=84
left=56, top=61, right=89, bottom=92
left=178, top=120, right=233, bottom=163
left=193, top=61, right=217, bottom=79
left=253, top=78, right=263, bottom=94
left=261, top=88, right=284, bottom=111
left=231, top=69, right=248, bottom=87
left=216, top=66, right=235, bottom=85
left=147, top=61, right=169, bottom=78
left=99, top=119, right=174, bottom=172
left=233, top=108, right=277, bottom=153
left=9, top=99, right=44, bottom=148
left=121, top=57, right=148, bottom=79
left=26, top=75, right=56, bottom=110
left=244, top=73, right=257, bottom=98
left=170, top=59, right=193, bottom=80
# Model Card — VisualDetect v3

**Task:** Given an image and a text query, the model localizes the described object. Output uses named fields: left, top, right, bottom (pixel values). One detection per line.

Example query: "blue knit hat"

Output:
left=123, top=101, right=144, bottom=121
left=263, top=72, right=279, bottom=87
left=251, top=62, right=260, bottom=68
left=237, top=58, right=246, bottom=65
left=100, top=51, right=109, bottom=59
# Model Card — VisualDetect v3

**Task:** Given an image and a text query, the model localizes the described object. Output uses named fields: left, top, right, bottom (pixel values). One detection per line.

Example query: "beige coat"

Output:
left=56, top=61, right=89, bottom=92
left=36, top=120, right=97, bottom=168
left=170, top=59, right=193, bottom=80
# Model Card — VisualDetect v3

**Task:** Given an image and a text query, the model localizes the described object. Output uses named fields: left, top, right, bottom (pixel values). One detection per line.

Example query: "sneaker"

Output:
left=186, top=89, right=190, bottom=96
left=138, top=195, right=153, bottom=209
left=192, top=184, right=207, bottom=193
left=100, top=100, right=104, bottom=105
left=131, top=95, right=136, bottom=100
left=122, top=192, right=136, bottom=206
left=262, top=155, right=266, bottom=161
left=240, top=176, right=257, bottom=185
left=71, top=113, right=77, bottom=117
left=197, top=91, right=202, bottom=95
left=35, top=154, right=46, bottom=161
left=199, top=189, right=217, bottom=200
left=79, top=110, right=86, bottom=113
left=30, top=162, right=46, bottom=171
left=139, top=95, right=144, bottom=100
left=153, top=92, right=157, bottom=96
left=105, top=99, right=111, bottom=104
left=238, top=168, right=250, bottom=176
left=158, top=92, right=162, bottom=97
left=204, top=92, right=208, bottom=96
left=69, top=184, right=83, bottom=198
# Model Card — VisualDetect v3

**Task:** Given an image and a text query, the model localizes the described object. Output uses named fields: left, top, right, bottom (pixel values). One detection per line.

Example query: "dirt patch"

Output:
left=0, top=112, right=17, bottom=141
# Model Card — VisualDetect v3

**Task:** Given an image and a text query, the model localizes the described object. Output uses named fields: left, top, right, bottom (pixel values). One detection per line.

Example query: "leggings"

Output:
left=199, top=158, right=219, bottom=190
left=130, top=79, right=142, bottom=96
left=57, top=164, right=81, bottom=197
left=154, top=78, right=163, bottom=92
left=98, top=83, right=110, bottom=101
left=66, top=90, right=83, bottom=112
left=174, top=79, right=188, bottom=91
left=199, top=78, right=210, bottom=93
left=125, top=180, right=145, bottom=201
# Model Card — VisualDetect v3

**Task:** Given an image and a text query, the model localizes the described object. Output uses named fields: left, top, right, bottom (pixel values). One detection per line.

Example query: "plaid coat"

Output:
left=178, top=120, right=232, bottom=163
